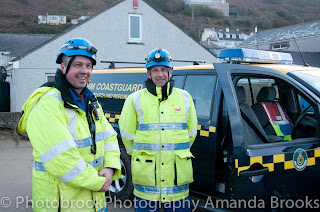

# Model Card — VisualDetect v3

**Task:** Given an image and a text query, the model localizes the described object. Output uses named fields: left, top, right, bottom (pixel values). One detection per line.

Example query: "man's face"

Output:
left=147, top=66, right=172, bottom=87
left=61, top=56, right=93, bottom=94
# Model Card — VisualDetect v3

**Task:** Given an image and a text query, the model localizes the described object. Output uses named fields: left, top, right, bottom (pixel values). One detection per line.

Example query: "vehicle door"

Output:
left=215, top=63, right=320, bottom=210
left=173, top=69, right=219, bottom=197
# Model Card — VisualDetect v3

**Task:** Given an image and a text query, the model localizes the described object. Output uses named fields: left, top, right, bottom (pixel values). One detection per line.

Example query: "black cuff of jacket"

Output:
left=110, top=168, right=116, bottom=175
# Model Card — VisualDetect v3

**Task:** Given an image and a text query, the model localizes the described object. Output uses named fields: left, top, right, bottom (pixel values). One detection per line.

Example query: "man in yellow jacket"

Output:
left=19, top=38, right=121, bottom=212
left=119, top=49, right=198, bottom=211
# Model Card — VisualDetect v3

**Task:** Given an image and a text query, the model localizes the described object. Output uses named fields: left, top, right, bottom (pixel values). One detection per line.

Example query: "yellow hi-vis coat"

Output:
left=119, top=87, right=198, bottom=202
left=19, top=87, right=121, bottom=212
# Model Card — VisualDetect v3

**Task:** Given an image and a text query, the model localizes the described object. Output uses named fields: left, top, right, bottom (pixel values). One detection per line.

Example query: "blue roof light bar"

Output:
left=217, top=48, right=293, bottom=64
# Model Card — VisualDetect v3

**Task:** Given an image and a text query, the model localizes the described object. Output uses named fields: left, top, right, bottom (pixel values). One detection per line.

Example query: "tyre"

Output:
left=108, top=140, right=134, bottom=201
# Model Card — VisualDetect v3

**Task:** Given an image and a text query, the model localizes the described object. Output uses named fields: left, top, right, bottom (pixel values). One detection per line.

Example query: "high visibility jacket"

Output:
left=19, top=86, right=121, bottom=212
left=119, top=87, right=198, bottom=202
left=258, top=101, right=293, bottom=141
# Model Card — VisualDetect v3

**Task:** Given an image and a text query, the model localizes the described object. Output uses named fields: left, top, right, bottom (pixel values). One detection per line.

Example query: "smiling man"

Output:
left=18, top=38, right=121, bottom=212
left=119, top=49, right=198, bottom=212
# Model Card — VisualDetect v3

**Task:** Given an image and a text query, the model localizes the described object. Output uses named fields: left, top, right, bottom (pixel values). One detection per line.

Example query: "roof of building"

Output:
left=0, top=33, right=55, bottom=58
left=215, top=28, right=242, bottom=35
left=204, top=28, right=245, bottom=42
left=240, top=21, right=320, bottom=46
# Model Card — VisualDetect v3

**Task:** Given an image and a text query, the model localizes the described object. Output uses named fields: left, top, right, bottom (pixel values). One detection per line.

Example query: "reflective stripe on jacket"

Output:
left=259, top=102, right=292, bottom=141
left=119, top=87, right=198, bottom=202
left=19, top=87, right=121, bottom=212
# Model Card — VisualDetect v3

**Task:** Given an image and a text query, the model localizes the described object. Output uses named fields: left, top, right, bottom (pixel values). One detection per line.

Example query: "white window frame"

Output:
left=46, top=73, right=55, bottom=82
left=128, top=14, right=142, bottom=43
left=272, top=43, right=288, bottom=50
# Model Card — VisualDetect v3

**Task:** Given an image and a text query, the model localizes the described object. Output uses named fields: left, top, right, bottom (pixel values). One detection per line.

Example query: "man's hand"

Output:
left=98, top=168, right=114, bottom=192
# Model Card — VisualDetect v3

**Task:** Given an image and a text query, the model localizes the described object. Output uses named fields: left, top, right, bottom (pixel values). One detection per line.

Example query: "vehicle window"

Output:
left=173, top=75, right=184, bottom=89
left=184, top=75, right=216, bottom=120
left=236, top=75, right=318, bottom=145
left=237, top=78, right=277, bottom=105
left=299, top=95, right=314, bottom=113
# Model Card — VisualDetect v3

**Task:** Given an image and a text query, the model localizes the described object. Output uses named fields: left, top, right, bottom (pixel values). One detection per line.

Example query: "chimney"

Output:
left=226, top=28, right=229, bottom=33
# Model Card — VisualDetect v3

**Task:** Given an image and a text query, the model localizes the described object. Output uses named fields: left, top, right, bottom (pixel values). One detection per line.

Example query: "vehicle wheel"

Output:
left=108, top=141, right=134, bottom=201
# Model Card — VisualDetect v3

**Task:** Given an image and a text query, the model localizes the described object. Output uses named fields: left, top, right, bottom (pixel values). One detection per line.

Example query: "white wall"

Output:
left=11, top=0, right=217, bottom=112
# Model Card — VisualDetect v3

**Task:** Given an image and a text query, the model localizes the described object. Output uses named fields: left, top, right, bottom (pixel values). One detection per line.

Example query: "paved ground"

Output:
left=0, top=128, right=136, bottom=212
left=0, top=129, right=209, bottom=212
left=0, top=128, right=33, bottom=212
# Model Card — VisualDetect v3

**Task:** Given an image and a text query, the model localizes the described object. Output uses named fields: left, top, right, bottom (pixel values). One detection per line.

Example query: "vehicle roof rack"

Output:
left=101, top=60, right=205, bottom=69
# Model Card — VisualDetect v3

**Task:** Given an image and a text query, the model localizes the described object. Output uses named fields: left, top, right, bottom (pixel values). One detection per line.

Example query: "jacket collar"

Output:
left=145, top=78, right=175, bottom=101
left=53, top=68, right=93, bottom=109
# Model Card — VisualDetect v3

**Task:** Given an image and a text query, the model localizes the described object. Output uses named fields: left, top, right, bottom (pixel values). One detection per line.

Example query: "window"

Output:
left=237, top=78, right=276, bottom=105
left=236, top=75, right=318, bottom=143
left=271, top=42, right=288, bottom=50
left=226, top=34, right=230, bottom=39
left=129, top=14, right=142, bottom=42
left=231, top=34, right=236, bottom=39
left=173, top=75, right=185, bottom=89
left=184, top=75, right=216, bottom=120
left=46, top=74, right=55, bottom=82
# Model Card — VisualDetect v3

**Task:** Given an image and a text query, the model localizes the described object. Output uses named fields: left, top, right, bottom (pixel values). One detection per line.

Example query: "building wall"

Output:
left=209, top=2, right=229, bottom=16
left=184, top=0, right=229, bottom=16
left=10, top=0, right=217, bottom=112
left=201, top=29, right=218, bottom=42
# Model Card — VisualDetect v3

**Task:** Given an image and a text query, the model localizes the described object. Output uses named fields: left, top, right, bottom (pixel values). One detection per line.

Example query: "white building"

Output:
left=71, top=16, right=90, bottom=25
left=183, top=0, right=229, bottom=16
left=38, top=14, right=67, bottom=25
left=8, top=0, right=217, bottom=112
left=201, top=28, right=248, bottom=48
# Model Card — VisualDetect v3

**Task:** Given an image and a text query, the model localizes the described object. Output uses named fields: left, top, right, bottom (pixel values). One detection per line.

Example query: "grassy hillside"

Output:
left=146, top=0, right=320, bottom=40
left=1, top=0, right=320, bottom=39
left=0, top=0, right=120, bottom=34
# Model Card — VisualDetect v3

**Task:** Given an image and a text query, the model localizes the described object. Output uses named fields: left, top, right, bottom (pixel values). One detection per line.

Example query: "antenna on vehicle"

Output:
left=288, top=27, right=309, bottom=67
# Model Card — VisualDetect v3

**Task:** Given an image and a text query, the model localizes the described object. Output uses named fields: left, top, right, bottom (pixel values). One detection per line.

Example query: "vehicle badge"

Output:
left=293, top=148, right=308, bottom=171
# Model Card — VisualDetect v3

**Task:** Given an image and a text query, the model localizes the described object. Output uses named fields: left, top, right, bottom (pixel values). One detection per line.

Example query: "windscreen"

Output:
left=288, top=70, right=320, bottom=97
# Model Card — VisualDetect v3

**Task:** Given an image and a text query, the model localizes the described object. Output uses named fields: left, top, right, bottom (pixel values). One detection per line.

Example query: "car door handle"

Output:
left=239, top=167, right=269, bottom=178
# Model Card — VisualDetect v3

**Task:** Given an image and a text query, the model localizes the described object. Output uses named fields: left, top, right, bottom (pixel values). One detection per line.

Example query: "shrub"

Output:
left=234, top=19, right=252, bottom=27
left=257, top=17, right=273, bottom=29
left=29, top=26, right=59, bottom=34
left=276, top=10, right=288, bottom=18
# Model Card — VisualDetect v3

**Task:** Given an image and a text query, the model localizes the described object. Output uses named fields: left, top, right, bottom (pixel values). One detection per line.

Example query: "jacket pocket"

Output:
left=175, top=150, right=194, bottom=186
left=132, top=151, right=156, bottom=186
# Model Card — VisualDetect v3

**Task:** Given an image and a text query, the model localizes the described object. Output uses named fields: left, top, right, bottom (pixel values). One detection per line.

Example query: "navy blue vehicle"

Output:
left=89, top=49, right=320, bottom=211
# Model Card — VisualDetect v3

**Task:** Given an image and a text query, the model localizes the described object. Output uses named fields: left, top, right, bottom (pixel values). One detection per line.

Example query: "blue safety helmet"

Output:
left=56, top=38, right=97, bottom=65
left=145, top=48, right=173, bottom=69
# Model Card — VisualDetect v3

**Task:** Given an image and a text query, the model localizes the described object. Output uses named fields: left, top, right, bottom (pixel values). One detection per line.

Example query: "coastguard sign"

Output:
left=89, top=72, right=145, bottom=99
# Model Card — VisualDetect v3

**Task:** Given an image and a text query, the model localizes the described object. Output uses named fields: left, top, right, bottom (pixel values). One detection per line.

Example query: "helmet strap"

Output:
left=65, top=56, right=75, bottom=75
